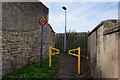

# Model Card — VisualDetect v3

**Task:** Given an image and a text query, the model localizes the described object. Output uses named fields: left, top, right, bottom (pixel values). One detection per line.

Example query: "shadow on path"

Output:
left=54, top=53, right=91, bottom=78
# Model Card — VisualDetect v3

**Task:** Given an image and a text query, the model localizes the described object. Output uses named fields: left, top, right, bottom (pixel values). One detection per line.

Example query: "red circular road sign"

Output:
left=38, top=17, right=48, bottom=26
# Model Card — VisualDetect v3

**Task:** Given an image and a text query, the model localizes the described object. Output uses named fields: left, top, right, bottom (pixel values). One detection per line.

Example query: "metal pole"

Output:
left=49, top=46, right=52, bottom=68
left=78, top=47, right=80, bottom=75
left=40, top=26, right=43, bottom=68
left=64, top=10, right=67, bottom=53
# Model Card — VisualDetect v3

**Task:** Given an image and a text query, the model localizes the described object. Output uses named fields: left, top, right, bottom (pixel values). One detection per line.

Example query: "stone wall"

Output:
left=88, top=20, right=119, bottom=78
left=2, top=30, right=40, bottom=75
left=1, top=2, right=55, bottom=76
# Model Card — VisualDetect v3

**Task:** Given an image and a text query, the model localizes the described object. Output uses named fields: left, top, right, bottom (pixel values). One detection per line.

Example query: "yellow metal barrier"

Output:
left=49, top=46, right=60, bottom=68
left=68, top=47, right=80, bottom=75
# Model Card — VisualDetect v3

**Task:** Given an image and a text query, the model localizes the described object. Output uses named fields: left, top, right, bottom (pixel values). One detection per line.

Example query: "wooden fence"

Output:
left=55, top=32, right=88, bottom=57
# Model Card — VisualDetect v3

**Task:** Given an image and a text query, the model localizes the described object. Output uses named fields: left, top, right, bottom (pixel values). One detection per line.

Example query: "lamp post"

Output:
left=62, top=6, right=67, bottom=53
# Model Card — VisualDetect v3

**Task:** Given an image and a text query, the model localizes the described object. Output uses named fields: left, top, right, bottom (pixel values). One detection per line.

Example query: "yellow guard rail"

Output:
left=49, top=46, right=60, bottom=68
left=68, top=47, right=80, bottom=75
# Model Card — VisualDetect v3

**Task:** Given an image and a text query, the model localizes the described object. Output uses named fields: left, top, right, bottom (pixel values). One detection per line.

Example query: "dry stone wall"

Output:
left=2, top=30, right=40, bottom=75
left=2, top=27, right=55, bottom=76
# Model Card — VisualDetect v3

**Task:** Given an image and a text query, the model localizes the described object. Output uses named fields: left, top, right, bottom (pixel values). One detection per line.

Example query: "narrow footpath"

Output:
left=54, top=53, right=91, bottom=78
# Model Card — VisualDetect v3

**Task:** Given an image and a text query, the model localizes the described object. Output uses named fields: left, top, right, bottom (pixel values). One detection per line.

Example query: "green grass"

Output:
left=2, top=56, right=59, bottom=79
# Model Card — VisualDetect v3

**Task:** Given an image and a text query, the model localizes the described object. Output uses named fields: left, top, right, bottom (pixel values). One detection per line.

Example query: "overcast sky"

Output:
left=42, top=2, right=118, bottom=33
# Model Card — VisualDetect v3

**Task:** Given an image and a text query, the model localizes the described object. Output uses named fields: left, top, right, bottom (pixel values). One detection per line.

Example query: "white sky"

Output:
left=40, top=0, right=118, bottom=33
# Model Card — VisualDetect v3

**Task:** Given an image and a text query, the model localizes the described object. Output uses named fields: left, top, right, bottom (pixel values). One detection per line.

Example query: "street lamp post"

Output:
left=62, top=6, right=67, bottom=53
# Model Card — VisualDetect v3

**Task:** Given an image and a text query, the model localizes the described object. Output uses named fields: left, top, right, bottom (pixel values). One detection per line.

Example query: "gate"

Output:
left=55, top=32, right=89, bottom=58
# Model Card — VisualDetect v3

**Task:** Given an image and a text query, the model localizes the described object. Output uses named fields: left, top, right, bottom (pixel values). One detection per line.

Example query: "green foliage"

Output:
left=2, top=56, right=59, bottom=79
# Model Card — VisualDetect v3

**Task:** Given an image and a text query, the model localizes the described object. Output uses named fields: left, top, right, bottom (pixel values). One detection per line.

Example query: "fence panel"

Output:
left=55, top=32, right=88, bottom=57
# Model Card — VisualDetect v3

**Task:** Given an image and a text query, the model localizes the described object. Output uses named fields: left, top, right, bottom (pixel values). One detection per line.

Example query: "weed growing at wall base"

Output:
left=2, top=56, right=59, bottom=79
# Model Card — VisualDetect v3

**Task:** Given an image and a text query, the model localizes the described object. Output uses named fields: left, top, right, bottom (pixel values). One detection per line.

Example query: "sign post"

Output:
left=38, top=17, right=47, bottom=68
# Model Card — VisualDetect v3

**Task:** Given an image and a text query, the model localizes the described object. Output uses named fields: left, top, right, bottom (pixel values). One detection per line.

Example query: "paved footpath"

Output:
left=54, top=53, right=91, bottom=78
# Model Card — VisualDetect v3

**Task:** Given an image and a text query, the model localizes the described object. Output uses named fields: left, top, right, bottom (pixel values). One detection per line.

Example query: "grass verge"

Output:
left=2, top=56, right=59, bottom=79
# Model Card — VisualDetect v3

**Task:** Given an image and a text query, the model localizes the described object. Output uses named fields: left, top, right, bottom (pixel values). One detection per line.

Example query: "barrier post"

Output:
left=78, top=47, right=80, bottom=75
left=49, top=46, right=60, bottom=68
left=68, top=47, right=81, bottom=75
left=49, top=46, right=52, bottom=68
